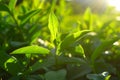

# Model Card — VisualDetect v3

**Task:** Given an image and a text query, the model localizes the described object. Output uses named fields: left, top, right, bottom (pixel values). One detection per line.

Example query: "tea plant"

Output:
left=0, top=0, right=120, bottom=80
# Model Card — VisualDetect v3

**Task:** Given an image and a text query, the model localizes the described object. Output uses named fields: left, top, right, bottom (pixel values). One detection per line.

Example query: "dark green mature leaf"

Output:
left=25, top=75, right=43, bottom=80
left=8, top=0, right=17, bottom=11
left=94, top=59, right=116, bottom=74
left=67, top=63, right=92, bottom=80
left=10, top=41, right=28, bottom=47
left=48, top=12, right=59, bottom=43
left=29, top=57, right=55, bottom=73
left=0, top=51, right=23, bottom=75
left=29, top=56, right=86, bottom=73
left=60, top=30, right=90, bottom=50
left=91, top=37, right=120, bottom=63
left=57, top=56, right=86, bottom=65
left=11, top=45, right=49, bottom=54
left=45, top=69, right=66, bottom=80
left=87, top=72, right=110, bottom=80
left=18, top=9, right=41, bottom=26
left=8, top=76, right=20, bottom=80
left=0, top=3, right=10, bottom=12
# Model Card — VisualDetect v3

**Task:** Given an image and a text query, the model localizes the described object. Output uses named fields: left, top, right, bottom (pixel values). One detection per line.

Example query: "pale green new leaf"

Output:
left=84, top=8, right=92, bottom=30
left=11, top=45, right=49, bottom=54
left=48, top=12, right=58, bottom=43
left=75, top=45, right=85, bottom=58
left=60, top=30, right=90, bottom=50
left=8, top=0, right=17, bottom=11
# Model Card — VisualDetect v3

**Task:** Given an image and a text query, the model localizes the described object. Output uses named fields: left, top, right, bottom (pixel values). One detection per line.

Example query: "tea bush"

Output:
left=0, top=0, right=120, bottom=80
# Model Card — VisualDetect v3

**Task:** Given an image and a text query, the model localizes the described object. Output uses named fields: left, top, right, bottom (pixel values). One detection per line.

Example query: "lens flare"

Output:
left=108, top=0, right=120, bottom=11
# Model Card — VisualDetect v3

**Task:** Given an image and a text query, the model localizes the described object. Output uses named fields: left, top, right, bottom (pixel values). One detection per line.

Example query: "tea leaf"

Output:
left=45, top=69, right=66, bottom=80
left=87, top=72, right=110, bottom=80
left=75, top=45, right=85, bottom=57
left=84, top=8, right=92, bottom=30
left=0, top=3, right=10, bottom=12
left=91, top=37, right=120, bottom=63
left=11, top=45, right=49, bottom=54
left=60, top=30, right=90, bottom=50
left=48, top=12, right=59, bottom=43
left=8, top=0, right=17, bottom=11
left=68, top=63, right=92, bottom=80
left=18, top=9, right=41, bottom=26
left=57, top=56, right=86, bottom=65
left=0, top=51, right=23, bottom=75
left=29, top=57, right=55, bottom=73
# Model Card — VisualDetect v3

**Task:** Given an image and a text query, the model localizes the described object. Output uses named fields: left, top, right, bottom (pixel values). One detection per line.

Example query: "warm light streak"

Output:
left=107, top=0, right=120, bottom=11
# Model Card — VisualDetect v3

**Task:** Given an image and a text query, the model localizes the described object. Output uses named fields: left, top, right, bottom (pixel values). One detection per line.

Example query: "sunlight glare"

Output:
left=107, top=0, right=120, bottom=11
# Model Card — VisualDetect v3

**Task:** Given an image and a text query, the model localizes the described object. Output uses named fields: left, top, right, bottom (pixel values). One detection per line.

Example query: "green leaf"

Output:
left=75, top=45, right=85, bottom=57
left=84, top=8, right=92, bottom=30
left=60, top=30, right=90, bottom=50
left=0, top=51, right=23, bottom=75
left=67, top=63, right=92, bottom=80
left=8, top=0, right=17, bottom=11
left=48, top=12, right=59, bottom=43
left=18, top=9, right=41, bottom=27
left=91, top=37, right=120, bottom=63
left=45, top=69, right=66, bottom=80
left=87, top=74, right=104, bottom=80
left=8, top=76, right=20, bottom=80
left=11, top=45, right=50, bottom=54
left=0, top=3, right=10, bottom=12
left=28, top=56, right=86, bottom=73
left=61, top=45, right=85, bottom=57
left=87, top=72, right=110, bottom=80
left=57, top=56, right=86, bottom=65
left=94, top=59, right=116, bottom=74
left=10, top=41, right=28, bottom=47
left=25, top=75, right=43, bottom=80
left=28, top=57, right=55, bottom=73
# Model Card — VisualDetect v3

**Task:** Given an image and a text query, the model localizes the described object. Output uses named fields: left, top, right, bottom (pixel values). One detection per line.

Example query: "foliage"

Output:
left=0, top=0, right=120, bottom=80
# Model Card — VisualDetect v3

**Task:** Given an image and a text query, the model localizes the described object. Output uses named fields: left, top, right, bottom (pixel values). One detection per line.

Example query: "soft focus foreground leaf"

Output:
left=48, top=12, right=59, bottom=43
left=8, top=0, right=17, bottom=11
left=91, top=37, right=120, bottom=63
left=60, top=30, right=90, bottom=50
left=11, top=45, right=49, bottom=54
left=45, top=69, right=66, bottom=80
left=18, top=9, right=41, bottom=26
